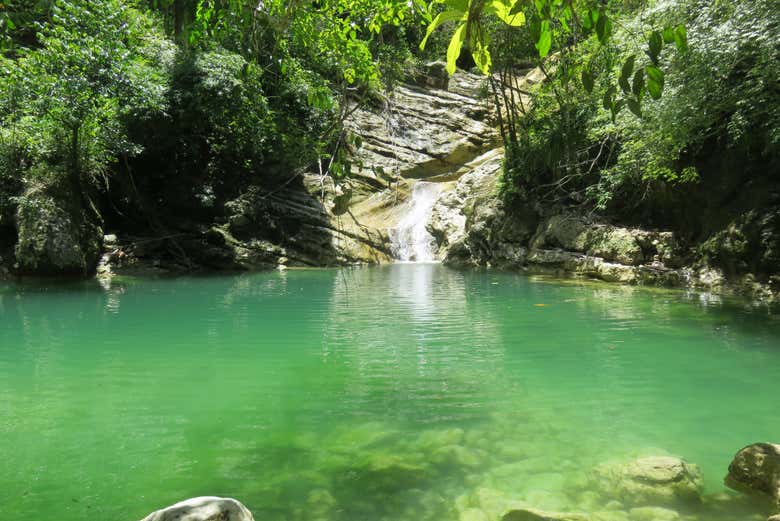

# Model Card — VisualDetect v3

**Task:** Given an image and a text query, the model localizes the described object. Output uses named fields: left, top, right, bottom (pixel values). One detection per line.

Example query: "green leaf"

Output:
left=536, top=20, right=552, bottom=58
left=581, top=69, right=594, bottom=93
left=674, top=24, right=688, bottom=52
left=648, top=30, right=663, bottom=64
left=485, top=0, right=526, bottom=27
left=446, top=23, right=467, bottom=75
left=627, top=98, right=642, bottom=117
left=419, top=9, right=466, bottom=51
left=631, top=69, right=644, bottom=98
left=646, top=65, right=664, bottom=99
left=602, top=85, right=616, bottom=111
left=662, top=26, right=675, bottom=43
left=472, top=38, right=492, bottom=75
left=619, top=55, right=635, bottom=94
left=595, top=12, right=612, bottom=44
left=611, top=99, right=626, bottom=121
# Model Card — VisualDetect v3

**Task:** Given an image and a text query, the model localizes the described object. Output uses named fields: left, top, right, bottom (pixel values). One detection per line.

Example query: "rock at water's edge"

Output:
left=725, top=443, right=780, bottom=506
left=14, top=190, right=102, bottom=276
left=140, top=496, right=254, bottom=521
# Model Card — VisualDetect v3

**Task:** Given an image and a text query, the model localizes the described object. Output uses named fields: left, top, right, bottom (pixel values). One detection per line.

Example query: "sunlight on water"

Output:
left=0, top=265, right=778, bottom=521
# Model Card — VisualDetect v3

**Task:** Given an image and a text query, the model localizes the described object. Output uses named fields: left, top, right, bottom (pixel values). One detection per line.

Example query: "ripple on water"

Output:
left=0, top=265, right=778, bottom=521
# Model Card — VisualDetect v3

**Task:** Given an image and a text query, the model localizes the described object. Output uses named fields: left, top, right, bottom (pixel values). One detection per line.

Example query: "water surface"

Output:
left=0, top=265, right=778, bottom=520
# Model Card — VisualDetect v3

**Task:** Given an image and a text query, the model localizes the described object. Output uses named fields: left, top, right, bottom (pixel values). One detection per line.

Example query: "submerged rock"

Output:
left=501, top=507, right=589, bottom=521
left=627, top=506, right=680, bottom=521
left=725, top=443, right=780, bottom=507
left=139, top=496, right=254, bottom=521
left=591, top=456, right=703, bottom=507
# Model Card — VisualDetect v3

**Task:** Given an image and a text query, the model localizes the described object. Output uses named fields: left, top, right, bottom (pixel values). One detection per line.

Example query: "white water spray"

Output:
left=390, top=181, right=442, bottom=262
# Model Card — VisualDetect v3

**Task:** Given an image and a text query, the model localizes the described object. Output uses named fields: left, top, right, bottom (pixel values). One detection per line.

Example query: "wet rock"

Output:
left=335, top=453, right=429, bottom=494
left=501, top=507, right=589, bottom=521
left=591, top=456, right=703, bottom=507
left=725, top=443, right=780, bottom=506
left=139, top=496, right=254, bottom=521
left=14, top=190, right=102, bottom=276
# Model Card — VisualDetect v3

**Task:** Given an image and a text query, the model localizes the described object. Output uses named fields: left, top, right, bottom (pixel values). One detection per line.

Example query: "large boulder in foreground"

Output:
left=14, top=190, right=102, bottom=276
left=725, top=443, right=780, bottom=506
left=591, top=456, right=703, bottom=507
left=140, top=497, right=254, bottom=521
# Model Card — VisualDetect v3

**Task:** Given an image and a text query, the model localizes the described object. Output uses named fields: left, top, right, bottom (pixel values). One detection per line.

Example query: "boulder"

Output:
left=14, top=190, right=102, bottom=276
left=591, top=456, right=703, bottom=507
left=140, top=497, right=254, bottom=521
left=725, top=443, right=780, bottom=506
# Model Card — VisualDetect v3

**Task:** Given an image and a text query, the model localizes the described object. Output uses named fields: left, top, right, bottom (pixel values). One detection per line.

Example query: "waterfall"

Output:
left=390, top=181, right=442, bottom=262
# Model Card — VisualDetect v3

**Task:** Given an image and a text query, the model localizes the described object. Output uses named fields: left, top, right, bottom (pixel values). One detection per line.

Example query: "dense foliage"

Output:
left=494, top=0, right=779, bottom=231
left=0, top=0, right=430, bottom=237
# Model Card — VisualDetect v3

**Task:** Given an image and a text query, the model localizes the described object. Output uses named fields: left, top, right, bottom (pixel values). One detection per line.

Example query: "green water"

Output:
left=1, top=264, right=778, bottom=521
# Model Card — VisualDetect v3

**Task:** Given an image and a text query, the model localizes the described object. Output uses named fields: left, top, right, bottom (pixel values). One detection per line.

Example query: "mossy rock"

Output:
left=14, top=190, right=102, bottom=276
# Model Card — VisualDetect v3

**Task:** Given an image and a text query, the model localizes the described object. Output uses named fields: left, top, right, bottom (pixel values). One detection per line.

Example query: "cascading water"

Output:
left=390, top=181, right=443, bottom=262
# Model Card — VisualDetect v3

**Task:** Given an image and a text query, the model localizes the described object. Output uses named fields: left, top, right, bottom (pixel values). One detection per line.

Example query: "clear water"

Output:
left=0, top=265, right=778, bottom=521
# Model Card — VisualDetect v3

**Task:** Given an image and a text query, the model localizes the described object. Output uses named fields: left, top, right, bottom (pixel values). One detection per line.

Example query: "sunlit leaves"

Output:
left=446, top=23, right=467, bottom=74
left=673, top=24, right=687, bottom=52
left=421, top=0, right=525, bottom=76
left=535, top=20, right=552, bottom=58
left=646, top=65, right=664, bottom=99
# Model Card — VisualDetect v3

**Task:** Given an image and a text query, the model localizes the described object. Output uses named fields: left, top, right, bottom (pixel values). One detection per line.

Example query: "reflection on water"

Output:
left=0, top=267, right=778, bottom=521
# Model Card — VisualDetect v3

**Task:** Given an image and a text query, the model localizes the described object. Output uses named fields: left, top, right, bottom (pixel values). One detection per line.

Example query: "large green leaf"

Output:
left=595, top=12, right=612, bottom=44
left=619, top=55, right=635, bottom=94
left=646, top=65, right=664, bottom=99
left=632, top=69, right=644, bottom=98
left=446, top=23, right=467, bottom=74
left=484, top=0, right=526, bottom=27
left=472, top=38, right=493, bottom=75
left=674, top=24, right=687, bottom=52
left=581, top=69, right=594, bottom=93
left=602, top=85, right=616, bottom=110
left=627, top=98, right=642, bottom=117
left=536, top=20, right=552, bottom=58
left=419, top=9, right=466, bottom=51
left=648, top=30, right=663, bottom=64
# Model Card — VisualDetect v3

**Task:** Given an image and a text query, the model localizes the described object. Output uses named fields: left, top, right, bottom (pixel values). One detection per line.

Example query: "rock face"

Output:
left=436, top=163, right=688, bottom=287
left=14, top=189, right=102, bottom=276
left=345, top=71, right=498, bottom=181
left=591, top=456, right=703, bottom=507
left=319, top=68, right=500, bottom=262
left=140, top=497, right=254, bottom=521
left=725, top=443, right=780, bottom=507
